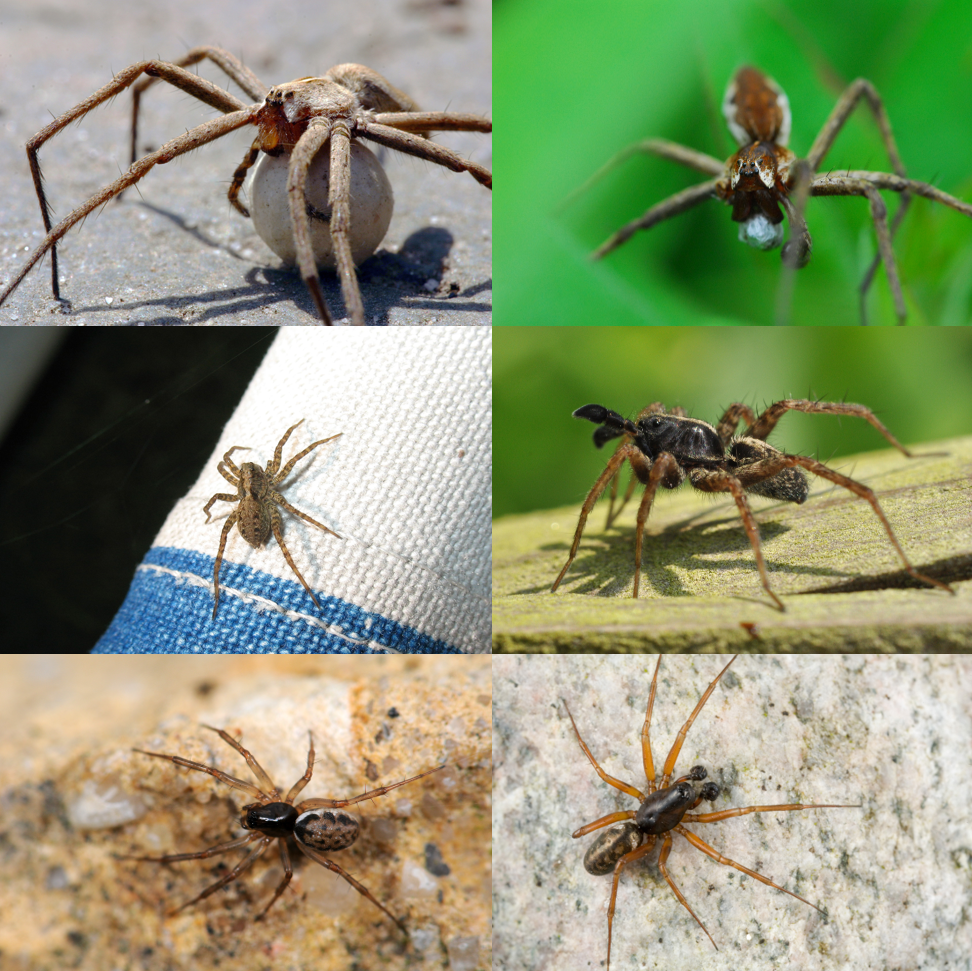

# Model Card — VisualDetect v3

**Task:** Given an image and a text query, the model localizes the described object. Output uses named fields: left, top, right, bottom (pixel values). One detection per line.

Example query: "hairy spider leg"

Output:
left=552, top=445, right=635, bottom=592
left=294, top=844, right=407, bottom=930
left=0, top=106, right=257, bottom=309
left=18, top=60, right=250, bottom=302
left=741, top=399, right=920, bottom=453
left=562, top=701, right=644, bottom=802
left=201, top=724, right=284, bottom=795
left=692, top=451, right=953, bottom=602
left=639, top=654, right=663, bottom=789
left=631, top=452, right=681, bottom=598
left=126, top=46, right=269, bottom=169
left=268, top=505, right=323, bottom=610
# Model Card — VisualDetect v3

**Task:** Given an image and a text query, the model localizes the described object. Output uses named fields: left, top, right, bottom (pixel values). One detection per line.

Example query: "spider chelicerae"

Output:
left=0, top=46, right=491, bottom=324
left=565, top=655, right=860, bottom=966
left=120, top=725, right=444, bottom=923
left=204, top=419, right=341, bottom=619
left=571, top=65, right=972, bottom=324
left=550, top=398, right=954, bottom=609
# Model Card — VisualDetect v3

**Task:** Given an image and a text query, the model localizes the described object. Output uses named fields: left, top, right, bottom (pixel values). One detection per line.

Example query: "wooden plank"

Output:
left=493, top=435, right=972, bottom=652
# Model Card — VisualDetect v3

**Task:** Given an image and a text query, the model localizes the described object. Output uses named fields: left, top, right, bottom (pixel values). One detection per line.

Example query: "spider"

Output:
left=121, top=724, right=444, bottom=923
left=205, top=418, right=341, bottom=619
left=564, top=654, right=860, bottom=966
left=0, top=46, right=492, bottom=324
left=550, top=398, right=954, bottom=609
left=573, top=65, right=972, bottom=324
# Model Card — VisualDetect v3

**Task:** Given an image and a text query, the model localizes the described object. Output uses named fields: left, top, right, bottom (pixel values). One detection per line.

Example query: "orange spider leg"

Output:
left=657, top=833, right=719, bottom=950
left=676, top=823, right=825, bottom=913
left=661, top=656, right=737, bottom=784
left=563, top=700, right=644, bottom=800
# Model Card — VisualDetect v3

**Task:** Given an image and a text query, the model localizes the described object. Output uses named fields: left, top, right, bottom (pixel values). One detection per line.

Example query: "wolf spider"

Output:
left=121, top=725, right=444, bottom=923
left=573, top=65, right=972, bottom=324
left=205, top=419, right=341, bottom=619
left=564, top=655, right=860, bottom=965
left=550, top=398, right=954, bottom=609
left=0, top=47, right=492, bottom=324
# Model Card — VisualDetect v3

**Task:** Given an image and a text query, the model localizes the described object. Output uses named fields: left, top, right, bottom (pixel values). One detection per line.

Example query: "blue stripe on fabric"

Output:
left=92, top=546, right=461, bottom=654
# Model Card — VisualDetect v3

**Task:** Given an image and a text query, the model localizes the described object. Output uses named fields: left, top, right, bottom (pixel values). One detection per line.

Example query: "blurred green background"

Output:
left=493, top=328, right=972, bottom=517
left=495, top=0, right=972, bottom=326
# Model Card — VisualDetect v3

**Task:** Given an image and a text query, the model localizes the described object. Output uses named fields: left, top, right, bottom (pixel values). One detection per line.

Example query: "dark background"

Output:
left=0, top=329, right=276, bottom=650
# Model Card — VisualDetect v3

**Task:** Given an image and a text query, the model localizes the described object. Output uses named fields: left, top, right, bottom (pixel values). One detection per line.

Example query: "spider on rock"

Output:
left=0, top=46, right=492, bottom=324
left=550, top=398, right=954, bottom=609
left=570, top=65, right=972, bottom=324
left=120, top=725, right=444, bottom=923
left=205, top=419, right=341, bottom=619
left=564, top=655, right=860, bottom=966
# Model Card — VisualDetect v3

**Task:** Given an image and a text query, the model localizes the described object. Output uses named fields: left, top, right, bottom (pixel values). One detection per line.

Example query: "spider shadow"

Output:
left=536, top=502, right=866, bottom=600
left=69, top=206, right=490, bottom=324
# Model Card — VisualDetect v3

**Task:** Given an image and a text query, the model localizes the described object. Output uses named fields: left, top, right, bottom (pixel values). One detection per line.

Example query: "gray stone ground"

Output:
left=0, top=0, right=491, bottom=325
left=494, top=655, right=972, bottom=971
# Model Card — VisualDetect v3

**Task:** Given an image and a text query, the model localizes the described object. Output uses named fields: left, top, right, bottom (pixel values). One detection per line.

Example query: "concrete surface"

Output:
left=0, top=0, right=491, bottom=325
left=493, top=654, right=972, bottom=971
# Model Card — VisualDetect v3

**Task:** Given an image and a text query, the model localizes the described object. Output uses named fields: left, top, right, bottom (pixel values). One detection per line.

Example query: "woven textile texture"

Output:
left=94, top=327, right=491, bottom=654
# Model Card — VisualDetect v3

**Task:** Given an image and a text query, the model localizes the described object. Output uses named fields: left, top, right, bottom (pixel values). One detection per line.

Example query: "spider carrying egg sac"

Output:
left=248, top=142, right=394, bottom=267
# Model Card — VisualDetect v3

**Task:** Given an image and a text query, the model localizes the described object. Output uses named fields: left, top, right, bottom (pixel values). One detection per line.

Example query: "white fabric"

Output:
left=151, top=328, right=491, bottom=653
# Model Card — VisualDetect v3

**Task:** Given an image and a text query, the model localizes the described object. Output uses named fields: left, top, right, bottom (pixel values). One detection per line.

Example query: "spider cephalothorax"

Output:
left=579, top=65, right=972, bottom=323
left=551, top=398, right=953, bottom=609
left=0, top=47, right=491, bottom=325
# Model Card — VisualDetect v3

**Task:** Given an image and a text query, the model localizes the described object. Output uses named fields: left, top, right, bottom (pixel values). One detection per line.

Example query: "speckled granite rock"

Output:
left=493, top=655, right=972, bottom=971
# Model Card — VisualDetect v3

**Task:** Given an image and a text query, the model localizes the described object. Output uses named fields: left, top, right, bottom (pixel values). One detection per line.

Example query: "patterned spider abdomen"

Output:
left=583, top=821, right=643, bottom=876
left=294, top=808, right=360, bottom=851
left=237, top=463, right=273, bottom=547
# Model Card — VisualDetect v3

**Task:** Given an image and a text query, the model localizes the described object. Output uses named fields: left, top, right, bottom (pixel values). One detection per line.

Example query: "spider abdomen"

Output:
left=294, top=808, right=360, bottom=851
left=244, top=800, right=298, bottom=837
left=583, top=821, right=644, bottom=876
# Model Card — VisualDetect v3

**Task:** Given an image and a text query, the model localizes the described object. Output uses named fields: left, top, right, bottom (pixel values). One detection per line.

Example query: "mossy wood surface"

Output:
left=493, top=436, right=972, bottom=652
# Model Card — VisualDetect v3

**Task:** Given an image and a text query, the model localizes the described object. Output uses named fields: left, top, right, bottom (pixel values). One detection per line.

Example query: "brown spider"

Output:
left=205, top=419, right=341, bottom=619
left=574, top=65, right=972, bottom=324
left=550, top=398, right=954, bottom=609
left=565, top=655, right=860, bottom=965
left=0, top=46, right=492, bottom=324
left=121, top=725, right=444, bottom=923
